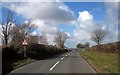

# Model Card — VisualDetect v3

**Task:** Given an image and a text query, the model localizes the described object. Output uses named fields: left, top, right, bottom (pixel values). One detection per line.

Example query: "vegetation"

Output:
left=54, top=31, right=69, bottom=49
left=79, top=42, right=119, bottom=74
left=2, top=44, right=68, bottom=74
left=85, top=42, right=119, bottom=53
left=1, top=8, right=69, bottom=75
left=80, top=50, right=118, bottom=74
left=76, top=42, right=90, bottom=49
left=12, top=58, right=36, bottom=69
left=91, top=28, right=107, bottom=45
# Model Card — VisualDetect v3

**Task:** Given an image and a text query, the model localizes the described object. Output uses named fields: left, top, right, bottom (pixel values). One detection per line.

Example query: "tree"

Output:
left=27, top=35, right=38, bottom=44
left=91, top=28, right=107, bottom=45
left=1, top=10, right=14, bottom=46
left=76, top=43, right=85, bottom=49
left=10, top=20, right=36, bottom=46
left=39, top=32, right=48, bottom=45
left=76, top=43, right=81, bottom=48
left=54, top=31, right=69, bottom=49
left=85, top=42, right=90, bottom=47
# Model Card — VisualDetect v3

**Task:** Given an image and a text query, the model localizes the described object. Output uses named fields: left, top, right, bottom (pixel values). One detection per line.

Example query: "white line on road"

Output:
left=68, top=53, right=70, bottom=55
left=50, top=61, right=60, bottom=71
left=50, top=52, right=70, bottom=71
left=61, top=57, right=65, bottom=60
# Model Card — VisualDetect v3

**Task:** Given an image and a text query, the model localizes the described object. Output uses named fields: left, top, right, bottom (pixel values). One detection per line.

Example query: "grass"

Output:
left=12, top=58, right=37, bottom=69
left=80, top=50, right=118, bottom=73
left=3, top=57, right=37, bottom=75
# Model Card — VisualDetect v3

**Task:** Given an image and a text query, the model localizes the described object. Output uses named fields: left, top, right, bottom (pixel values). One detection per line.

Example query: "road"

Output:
left=10, top=50, right=96, bottom=74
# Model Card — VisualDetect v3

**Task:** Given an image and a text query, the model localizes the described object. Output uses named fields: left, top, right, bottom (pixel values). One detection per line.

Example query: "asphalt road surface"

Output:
left=10, top=50, right=96, bottom=74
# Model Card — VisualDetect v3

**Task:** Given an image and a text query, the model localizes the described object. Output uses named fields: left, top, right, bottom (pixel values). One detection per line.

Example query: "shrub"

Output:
left=85, top=42, right=119, bottom=54
left=26, top=44, right=67, bottom=59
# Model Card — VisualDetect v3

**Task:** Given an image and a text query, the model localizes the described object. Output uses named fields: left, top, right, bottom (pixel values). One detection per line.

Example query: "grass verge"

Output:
left=12, top=58, right=37, bottom=69
left=80, top=50, right=118, bottom=74
left=3, top=58, right=37, bottom=75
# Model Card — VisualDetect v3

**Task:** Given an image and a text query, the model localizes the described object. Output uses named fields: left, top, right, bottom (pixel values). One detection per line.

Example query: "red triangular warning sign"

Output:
left=22, top=39, right=28, bottom=46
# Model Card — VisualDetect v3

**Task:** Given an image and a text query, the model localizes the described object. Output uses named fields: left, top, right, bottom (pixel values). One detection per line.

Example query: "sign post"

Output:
left=22, top=39, right=28, bottom=58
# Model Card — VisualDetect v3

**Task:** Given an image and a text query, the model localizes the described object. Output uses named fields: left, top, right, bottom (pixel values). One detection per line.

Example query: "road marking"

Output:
left=68, top=53, right=70, bottom=55
left=50, top=52, right=71, bottom=71
left=61, top=57, right=65, bottom=60
left=50, top=61, right=60, bottom=71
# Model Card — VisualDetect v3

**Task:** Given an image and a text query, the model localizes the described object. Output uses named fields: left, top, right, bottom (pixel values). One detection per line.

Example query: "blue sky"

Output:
left=0, top=1, right=118, bottom=47
left=65, top=2, right=106, bottom=19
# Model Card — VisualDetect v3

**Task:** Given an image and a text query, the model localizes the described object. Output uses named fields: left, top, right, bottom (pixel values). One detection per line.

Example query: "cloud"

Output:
left=2, top=0, right=56, bottom=2
left=103, top=2, right=119, bottom=42
left=72, top=2, right=118, bottom=46
left=74, top=11, right=95, bottom=42
left=92, top=8, right=101, bottom=11
left=7, top=2, right=75, bottom=23
left=30, top=19, right=58, bottom=45
left=77, top=11, right=96, bottom=33
left=65, top=32, right=70, bottom=37
left=68, top=11, right=97, bottom=47
left=68, top=7, right=118, bottom=47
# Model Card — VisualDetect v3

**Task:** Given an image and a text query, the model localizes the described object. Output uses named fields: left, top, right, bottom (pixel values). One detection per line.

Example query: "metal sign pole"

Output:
left=24, top=46, right=26, bottom=58
left=22, top=39, right=28, bottom=58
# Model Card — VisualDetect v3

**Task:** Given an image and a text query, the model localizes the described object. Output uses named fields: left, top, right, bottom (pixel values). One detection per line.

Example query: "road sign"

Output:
left=22, top=39, right=28, bottom=46
left=22, top=39, right=28, bottom=58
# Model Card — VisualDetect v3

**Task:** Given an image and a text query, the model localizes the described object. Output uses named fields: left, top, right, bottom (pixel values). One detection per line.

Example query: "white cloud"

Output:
left=65, top=32, right=70, bottom=37
left=75, top=11, right=95, bottom=42
left=68, top=11, right=97, bottom=47
left=31, top=19, right=58, bottom=45
left=77, top=11, right=96, bottom=33
left=78, top=11, right=93, bottom=22
left=103, top=2, right=118, bottom=42
left=2, top=0, right=56, bottom=2
left=7, top=2, right=75, bottom=23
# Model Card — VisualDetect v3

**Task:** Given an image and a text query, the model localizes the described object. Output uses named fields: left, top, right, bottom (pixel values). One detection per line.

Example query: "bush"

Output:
left=2, top=45, right=23, bottom=61
left=85, top=42, right=119, bottom=54
left=26, top=44, right=67, bottom=59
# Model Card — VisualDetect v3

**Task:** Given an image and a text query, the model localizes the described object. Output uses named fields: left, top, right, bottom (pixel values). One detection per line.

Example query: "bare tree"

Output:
left=10, top=20, right=36, bottom=46
left=27, top=35, right=38, bottom=44
left=1, top=10, right=14, bottom=46
left=54, top=31, right=69, bottom=49
left=39, top=32, right=48, bottom=45
left=91, top=28, right=107, bottom=45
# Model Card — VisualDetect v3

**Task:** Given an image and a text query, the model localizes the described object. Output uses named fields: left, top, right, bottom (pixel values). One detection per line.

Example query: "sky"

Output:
left=0, top=0, right=119, bottom=48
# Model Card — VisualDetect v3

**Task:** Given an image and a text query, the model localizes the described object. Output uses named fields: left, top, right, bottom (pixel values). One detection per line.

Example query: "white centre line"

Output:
left=50, top=61, right=60, bottom=71
left=49, top=53, right=70, bottom=71
left=68, top=53, right=70, bottom=55
left=61, top=57, right=65, bottom=60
